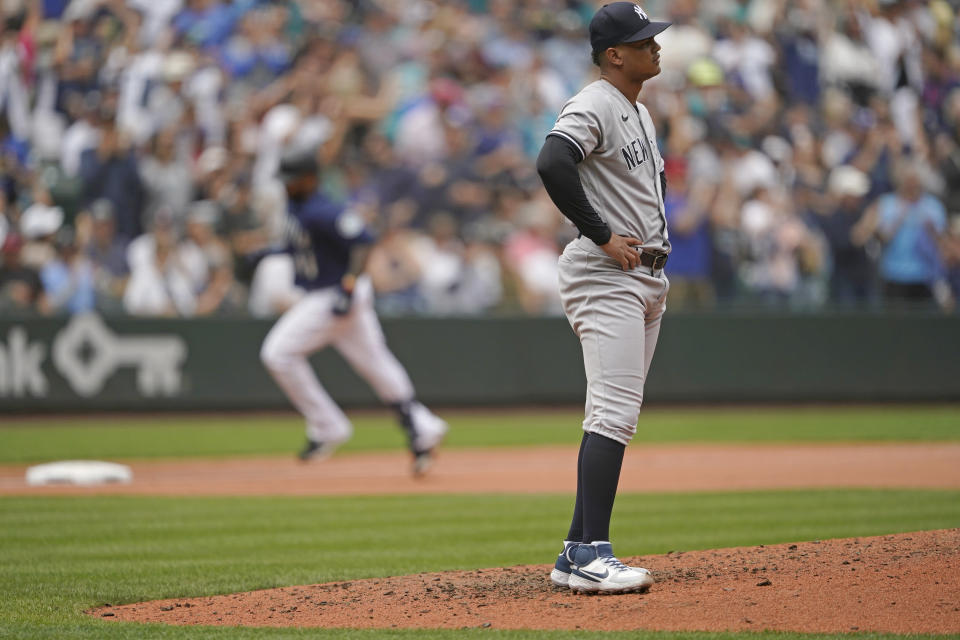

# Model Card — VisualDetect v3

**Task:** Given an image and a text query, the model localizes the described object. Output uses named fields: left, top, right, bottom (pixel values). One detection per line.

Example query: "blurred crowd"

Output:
left=0, top=0, right=959, bottom=318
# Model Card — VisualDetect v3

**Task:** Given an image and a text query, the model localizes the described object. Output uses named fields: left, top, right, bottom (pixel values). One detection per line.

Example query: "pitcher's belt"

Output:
left=638, top=250, right=668, bottom=270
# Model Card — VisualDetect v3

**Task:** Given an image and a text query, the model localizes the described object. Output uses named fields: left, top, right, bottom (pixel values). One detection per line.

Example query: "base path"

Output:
left=3, top=443, right=959, bottom=496
left=92, top=529, right=960, bottom=633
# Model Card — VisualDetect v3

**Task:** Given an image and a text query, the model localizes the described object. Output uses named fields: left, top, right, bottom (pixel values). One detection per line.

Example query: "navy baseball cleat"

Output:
left=567, top=541, right=654, bottom=594
left=549, top=541, right=581, bottom=587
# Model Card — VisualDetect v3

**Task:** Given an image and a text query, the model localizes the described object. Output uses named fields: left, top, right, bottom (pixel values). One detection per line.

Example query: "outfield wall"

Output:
left=0, top=313, right=958, bottom=412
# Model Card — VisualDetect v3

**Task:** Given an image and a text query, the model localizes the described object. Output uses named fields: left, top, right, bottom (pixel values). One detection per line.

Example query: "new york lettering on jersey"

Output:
left=547, top=80, right=667, bottom=250
left=619, top=137, right=648, bottom=171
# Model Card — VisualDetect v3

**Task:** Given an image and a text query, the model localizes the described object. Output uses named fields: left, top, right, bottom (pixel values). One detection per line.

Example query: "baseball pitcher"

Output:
left=536, top=2, right=671, bottom=594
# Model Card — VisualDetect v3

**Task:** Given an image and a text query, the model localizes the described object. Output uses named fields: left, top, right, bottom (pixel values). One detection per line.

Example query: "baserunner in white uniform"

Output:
left=260, top=150, right=448, bottom=476
left=535, top=2, right=670, bottom=594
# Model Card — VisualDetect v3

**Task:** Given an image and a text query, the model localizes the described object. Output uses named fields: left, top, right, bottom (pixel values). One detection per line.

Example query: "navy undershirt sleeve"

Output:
left=536, top=135, right=612, bottom=246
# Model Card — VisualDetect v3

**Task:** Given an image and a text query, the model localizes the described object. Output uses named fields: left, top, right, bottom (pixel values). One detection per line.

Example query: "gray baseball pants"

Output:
left=558, top=236, right=669, bottom=445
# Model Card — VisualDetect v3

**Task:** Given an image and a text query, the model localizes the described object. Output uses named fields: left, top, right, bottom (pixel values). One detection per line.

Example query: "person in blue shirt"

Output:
left=662, top=164, right=714, bottom=309
left=259, top=150, right=447, bottom=475
left=171, top=0, right=239, bottom=49
left=854, top=161, right=947, bottom=308
left=40, top=227, right=96, bottom=314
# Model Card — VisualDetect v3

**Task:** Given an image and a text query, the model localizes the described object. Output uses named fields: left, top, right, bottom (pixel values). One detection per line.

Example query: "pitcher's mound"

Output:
left=92, top=529, right=960, bottom=633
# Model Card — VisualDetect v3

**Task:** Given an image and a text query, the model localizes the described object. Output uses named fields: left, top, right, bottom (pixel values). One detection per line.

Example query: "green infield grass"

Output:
left=1, top=405, right=958, bottom=464
left=2, top=489, right=959, bottom=639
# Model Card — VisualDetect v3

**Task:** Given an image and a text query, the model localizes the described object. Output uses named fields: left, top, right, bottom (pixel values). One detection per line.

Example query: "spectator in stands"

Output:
left=855, top=161, right=948, bottom=308
left=140, top=129, right=193, bottom=230
left=816, top=166, right=877, bottom=307
left=851, top=98, right=907, bottom=198
left=393, top=77, right=464, bottom=167
left=0, top=232, right=44, bottom=313
left=0, top=9, right=31, bottom=143
left=79, top=198, right=128, bottom=313
left=820, top=4, right=883, bottom=105
left=456, top=231, right=504, bottom=316
left=662, top=163, right=715, bottom=309
left=220, top=6, right=292, bottom=88
left=413, top=211, right=504, bottom=316
left=418, top=212, right=465, bottom=316
left=78, top=120, right=144, bottom=241
left=776, top=3, right=821, bottom=107
left=940, top=215, right=960, bottom=312
left=216, top=169, right=268, bottom=284
left=171, top=0, right=236, bottom=50
left=60, top=94, right=100, bottom=178
left=0, top=201, right=8, bottom=244
left=52, top=0, right=112, bottom=114
left=933, top=90, right=960, bottom=218
left=501, top=192, right=563, bottom=315
left=40, top=226, right=94, bottom=314
left=861, top=0, right=925, bottom=145
left=18, top=199, right=63, bottom=270
left=142, top=51, right=196, bottom=143
left=366, top=204, right=426, bottom=316
left=0, top=0, right=957, bottom=317
left=654, top=0, right=713, bottom=87
left=127, top=0, right=182, bottom=48
left=740, top=185, right=825, bottom=307
left=354, top=131, right=418, bottom=216
left=123, top=208, right=198, bottom=316
left=182, top=199, right=243, bottom=315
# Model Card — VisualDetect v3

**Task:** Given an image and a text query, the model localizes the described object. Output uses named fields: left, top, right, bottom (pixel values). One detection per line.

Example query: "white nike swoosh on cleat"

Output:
left=576, top=568, right=609, bottom=581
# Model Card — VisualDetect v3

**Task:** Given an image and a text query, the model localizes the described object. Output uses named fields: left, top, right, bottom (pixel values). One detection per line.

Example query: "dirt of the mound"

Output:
left=93, top=529, right=960, bottom=634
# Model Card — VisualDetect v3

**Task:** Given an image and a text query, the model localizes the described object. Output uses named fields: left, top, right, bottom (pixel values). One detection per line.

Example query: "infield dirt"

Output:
left=3, top=442, right=959, bottom=495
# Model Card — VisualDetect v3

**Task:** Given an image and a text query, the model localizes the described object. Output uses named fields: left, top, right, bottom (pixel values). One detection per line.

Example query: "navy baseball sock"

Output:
left=565, top=432, right=590, bottom=542
left=391, top=400, right=419, bottom=450
left=580, top=432, right=626, bottom=544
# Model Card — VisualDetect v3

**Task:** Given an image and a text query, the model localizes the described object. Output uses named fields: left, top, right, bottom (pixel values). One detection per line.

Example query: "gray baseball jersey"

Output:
left=548, top=79, right=669, bottom=253
left=549, top=79, right=670, bottom=445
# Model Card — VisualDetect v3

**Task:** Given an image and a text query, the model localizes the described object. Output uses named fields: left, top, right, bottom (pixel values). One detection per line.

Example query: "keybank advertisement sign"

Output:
left=0, top=314, right=187, bottom=401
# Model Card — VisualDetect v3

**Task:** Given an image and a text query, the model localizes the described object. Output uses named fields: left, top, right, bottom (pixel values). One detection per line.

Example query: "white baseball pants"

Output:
left=558, top=236, right=669, bottom=445
left=260, top=276, right=415, bottom=442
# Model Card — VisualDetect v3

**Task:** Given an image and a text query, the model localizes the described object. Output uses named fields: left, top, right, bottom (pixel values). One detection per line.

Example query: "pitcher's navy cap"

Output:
left=589, top=3, right=671, bottom=52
